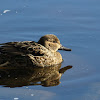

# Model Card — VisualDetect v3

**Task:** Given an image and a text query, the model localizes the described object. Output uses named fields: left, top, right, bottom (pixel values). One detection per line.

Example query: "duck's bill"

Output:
left=59, top=45, right=71, bottom=51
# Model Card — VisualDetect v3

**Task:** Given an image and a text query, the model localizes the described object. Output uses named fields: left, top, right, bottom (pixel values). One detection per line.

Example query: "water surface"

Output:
left=0, top=0, right=100, bottom=100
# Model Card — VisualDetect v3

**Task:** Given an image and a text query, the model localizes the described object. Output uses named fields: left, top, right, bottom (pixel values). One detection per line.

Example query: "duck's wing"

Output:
left=0, top=41, right=49, bottom=56
left=0, top=41, right=38, bottom=56
left=0, top=41, right=54, bottom=67
left=0, top=42, right=22, bottom=55
left=0, top=41, right=39, bottom=67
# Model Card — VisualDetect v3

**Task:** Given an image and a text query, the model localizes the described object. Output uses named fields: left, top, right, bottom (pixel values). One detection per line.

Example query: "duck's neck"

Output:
left=54, top=52, right=63, bottom=64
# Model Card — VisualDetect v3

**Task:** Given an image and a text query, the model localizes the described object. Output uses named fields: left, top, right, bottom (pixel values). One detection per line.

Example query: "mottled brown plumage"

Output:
left=0, top=34, right=71, bottom=67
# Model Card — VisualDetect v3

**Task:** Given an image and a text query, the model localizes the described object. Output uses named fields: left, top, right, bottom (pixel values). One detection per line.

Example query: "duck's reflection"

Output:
left=0, top=64, right=72, bottom=88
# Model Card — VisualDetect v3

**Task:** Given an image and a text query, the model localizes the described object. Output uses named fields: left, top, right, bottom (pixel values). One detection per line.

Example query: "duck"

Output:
left=0, top=34, right=71, bottom=67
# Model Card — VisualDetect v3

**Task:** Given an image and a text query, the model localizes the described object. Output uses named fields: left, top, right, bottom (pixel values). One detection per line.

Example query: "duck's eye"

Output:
left=53, top=41, right=57, bottom=43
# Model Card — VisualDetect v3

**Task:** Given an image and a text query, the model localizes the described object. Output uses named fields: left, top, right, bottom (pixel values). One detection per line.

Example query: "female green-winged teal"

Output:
left=0, top=34, right=71, bottom=67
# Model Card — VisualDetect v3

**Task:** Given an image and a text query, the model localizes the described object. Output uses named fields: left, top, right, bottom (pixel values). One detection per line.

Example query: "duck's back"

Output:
left=0, top=41, right=37, bottom=55
left=0, top=41, right=62, bottom=67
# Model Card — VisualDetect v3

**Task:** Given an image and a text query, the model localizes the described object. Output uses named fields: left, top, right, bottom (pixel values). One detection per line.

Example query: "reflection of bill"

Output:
left=0, top=64, right=72, bottom=87
left=41, top=65, right=72, bottom=87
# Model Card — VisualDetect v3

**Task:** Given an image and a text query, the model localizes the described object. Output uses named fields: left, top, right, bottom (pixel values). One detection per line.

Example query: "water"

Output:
left=0, top=0, right=100, bottom=100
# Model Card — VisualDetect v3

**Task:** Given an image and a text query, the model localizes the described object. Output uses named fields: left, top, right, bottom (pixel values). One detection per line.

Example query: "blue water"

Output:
left=0, top=0, right=100, bottom=100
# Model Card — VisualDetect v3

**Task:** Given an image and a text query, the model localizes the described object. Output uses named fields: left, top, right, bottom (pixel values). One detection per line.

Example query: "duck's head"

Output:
left=38, top=34, right=71, bottom=52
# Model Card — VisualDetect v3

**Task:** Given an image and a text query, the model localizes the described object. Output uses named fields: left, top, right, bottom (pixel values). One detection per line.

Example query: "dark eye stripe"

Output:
left=53, top=41, right=57, bottom=43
